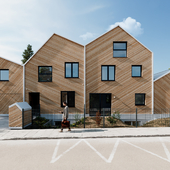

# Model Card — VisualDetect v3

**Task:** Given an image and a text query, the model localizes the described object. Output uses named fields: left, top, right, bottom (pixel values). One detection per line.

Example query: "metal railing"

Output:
left=25, top=107, right=170, bottom=129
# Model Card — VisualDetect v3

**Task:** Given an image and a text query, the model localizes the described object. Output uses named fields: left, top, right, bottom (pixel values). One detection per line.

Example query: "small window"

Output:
left=0, top=69, right=9, bottom=81
left=61, top=91, right=75, bottom=107
left=113, top=42, right=127, bottom=57
left=38, top=66, right=52, bottom=82
left=65, top=62, right=79, bottom=78
left=132, top=65, right=142, bottom=77
left=135, top=93, right=145, bottom=106
left=101, top=65, right=115, bottom=81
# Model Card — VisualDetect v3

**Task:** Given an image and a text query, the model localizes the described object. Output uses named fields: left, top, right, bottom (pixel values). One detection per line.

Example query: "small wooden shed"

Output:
left=9, top=102, right=32, bottom=129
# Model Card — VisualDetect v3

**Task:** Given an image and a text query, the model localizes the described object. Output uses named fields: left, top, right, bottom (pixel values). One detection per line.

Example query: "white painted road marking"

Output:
left=122, top=139, right=170, bottom=163
left=50, top=140, right=82, bottom=163
left=51, top=139, right=119, bottom=163
left=84, top=139, right=119, bottom=163
left=159, top=137, right=170, bottom=161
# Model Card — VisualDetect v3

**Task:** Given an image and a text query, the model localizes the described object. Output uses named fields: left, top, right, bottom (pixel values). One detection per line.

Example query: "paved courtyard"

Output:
left=0, top=137, right=170, bottom=170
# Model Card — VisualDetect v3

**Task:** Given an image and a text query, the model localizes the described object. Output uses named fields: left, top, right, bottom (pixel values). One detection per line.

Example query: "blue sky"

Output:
left=0, top=0, right=169, bottom=73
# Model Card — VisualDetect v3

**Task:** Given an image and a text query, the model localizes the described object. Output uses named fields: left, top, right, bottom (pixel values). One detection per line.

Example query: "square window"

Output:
left=65, top=62, right=79, bottom=78
left=38, top=66, right=52, bottom=82
left=132, top=65, right=142, bottom=77
left=135, top=93, right=145, bottom=105
left=113, top=42, right=127, bottom=57
left=101, top=65, right=115, bottom=81
left=0, top=70, right=9, bottom=81
left=61, top=91, right=75, bottom=107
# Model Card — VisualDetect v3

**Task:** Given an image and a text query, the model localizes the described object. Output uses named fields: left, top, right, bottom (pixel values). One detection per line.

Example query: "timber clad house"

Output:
left=0, top=25, right=169, bottom=125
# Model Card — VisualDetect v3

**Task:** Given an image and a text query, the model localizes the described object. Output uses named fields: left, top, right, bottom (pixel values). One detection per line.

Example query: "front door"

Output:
left=89, top=93, right=111, bottom=116
left=29, top=92, right=40, bottom=117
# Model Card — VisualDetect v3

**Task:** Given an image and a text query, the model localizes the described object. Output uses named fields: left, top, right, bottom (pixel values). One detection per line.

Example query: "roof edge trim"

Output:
left=85, top=25, right=152, bottom=53
left=23, top=34, right=55, bottom=65
left=154, top=70, right=170, bottom=82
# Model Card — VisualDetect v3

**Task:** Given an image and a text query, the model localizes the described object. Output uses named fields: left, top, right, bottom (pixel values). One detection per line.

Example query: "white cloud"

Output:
left=80, top=32, right=95, bottom=40
left=107, top=17, right=143, bottom=36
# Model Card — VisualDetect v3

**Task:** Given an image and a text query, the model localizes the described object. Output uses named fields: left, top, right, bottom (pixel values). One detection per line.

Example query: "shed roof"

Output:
left=9, top=102, right=32, bottom=111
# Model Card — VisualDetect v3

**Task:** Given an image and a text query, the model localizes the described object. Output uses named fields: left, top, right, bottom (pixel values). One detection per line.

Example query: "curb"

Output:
left=1, top=134, right=170, bottom=140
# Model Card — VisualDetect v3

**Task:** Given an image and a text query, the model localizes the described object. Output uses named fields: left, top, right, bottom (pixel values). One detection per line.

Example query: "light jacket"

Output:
left=62, top=106, right=68, bottom=121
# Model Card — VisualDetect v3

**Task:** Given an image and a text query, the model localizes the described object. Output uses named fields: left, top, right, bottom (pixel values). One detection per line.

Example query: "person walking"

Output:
left=60, top=101, right=71, bottom=132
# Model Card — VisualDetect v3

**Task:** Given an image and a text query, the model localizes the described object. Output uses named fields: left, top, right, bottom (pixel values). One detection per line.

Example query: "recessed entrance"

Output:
left=29, top=92, right=40, bottom=117
left=89, top=93, right=111, bottom=116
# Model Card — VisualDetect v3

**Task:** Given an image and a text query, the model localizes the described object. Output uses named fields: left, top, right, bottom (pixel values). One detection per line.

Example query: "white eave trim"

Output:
left=85, top=25, right=152, bottom=53
left=154, top=70, right=170, bottom=82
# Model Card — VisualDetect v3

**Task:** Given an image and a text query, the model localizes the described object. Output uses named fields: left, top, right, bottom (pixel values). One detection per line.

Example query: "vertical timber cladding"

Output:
left=0, top=58, right=23, bottom=114
left=25, top=34, right=84, bottom=114
left=154, top=73, right=170, bottom=114
left=86, top=26, right=152, bottom=114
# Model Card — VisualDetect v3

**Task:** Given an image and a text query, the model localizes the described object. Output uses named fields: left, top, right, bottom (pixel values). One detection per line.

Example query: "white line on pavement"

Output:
left=159, top=137, right=170, bottom=161
left=108, top=139, right=120, bottom=163
left=51, top=140, right=60, bottom=162
left=50, top=140, right=82, bottom=163
left=83, top=139, right=120, bottom=163
left=122, top=139, right=170, bottom=163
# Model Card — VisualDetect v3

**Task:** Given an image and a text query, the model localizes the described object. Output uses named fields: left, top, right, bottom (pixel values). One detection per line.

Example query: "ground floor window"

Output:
left=135, top=93, right=145, bottom=105
left=61, top=91, right=75, bottom=107
left=89, top=93, right=111, bottom=116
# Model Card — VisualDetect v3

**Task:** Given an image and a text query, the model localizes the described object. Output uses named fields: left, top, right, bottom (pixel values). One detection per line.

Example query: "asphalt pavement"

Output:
left=0, top=137, right=170, bottom=170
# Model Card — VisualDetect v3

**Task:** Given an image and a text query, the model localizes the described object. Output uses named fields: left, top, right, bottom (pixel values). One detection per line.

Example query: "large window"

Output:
left=65, top=62, right=79, bottom=78
left=0, top=69, right=9, bottom=81
left=61, top=91, right=75, bottom=107
left=135, top=93, right=145, bottom=106
left=101, top=65, right=115, bottom=81
left=132, top=65, right=142, bottom=77
left=38, top=66, right=52, bottom=82
left=113, top=42, right=127, bottom=57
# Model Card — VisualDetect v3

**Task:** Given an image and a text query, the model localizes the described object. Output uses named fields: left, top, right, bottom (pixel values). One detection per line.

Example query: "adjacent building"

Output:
left=0, top=57, right=23, bottom=115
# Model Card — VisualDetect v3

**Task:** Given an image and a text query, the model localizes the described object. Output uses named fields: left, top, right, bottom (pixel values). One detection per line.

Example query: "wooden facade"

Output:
left=154, top=73, right=170, bottom=113
left=0, top=57, right=23, bottom=114
left=9, top=103, right=32, bottom=128
left=86, top=26, right=153, bottom=114
left=1, top=26, right=154, bottom=117
left=25, top=34, right=84, bottom=114
left=9, top=105, right=22, bottom=127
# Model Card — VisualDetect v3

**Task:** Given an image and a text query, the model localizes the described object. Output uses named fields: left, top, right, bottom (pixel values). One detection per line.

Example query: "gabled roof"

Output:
left=24, top=25, right=152, bottom=65
left=85, top=25, right=152, bottom=53
left=24, top=33, right=84, bottom=65
left=0, top=56, right=22, bottom=66
left=154, top=70, right=170, bottom=81
left=9, top=102, right=32, bottom=111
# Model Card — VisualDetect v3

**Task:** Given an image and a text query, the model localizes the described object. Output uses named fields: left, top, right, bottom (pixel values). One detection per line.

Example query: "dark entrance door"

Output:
left=29, top=92, right=40, bottom=118
left=89, top=93, right=111, bottom=116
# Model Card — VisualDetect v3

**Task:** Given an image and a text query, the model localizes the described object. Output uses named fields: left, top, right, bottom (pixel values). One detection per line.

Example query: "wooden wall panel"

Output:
left=86, top=26, right=152, bottom=114
left=25, top=34, right=84, bottom=114
left=24, top=110, right=32, bottom=127
left=154, top=73, right=170, bottom=113
left=0, top=58, right=23, bottom=114
left=9, top=105, right=22, bottom=127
